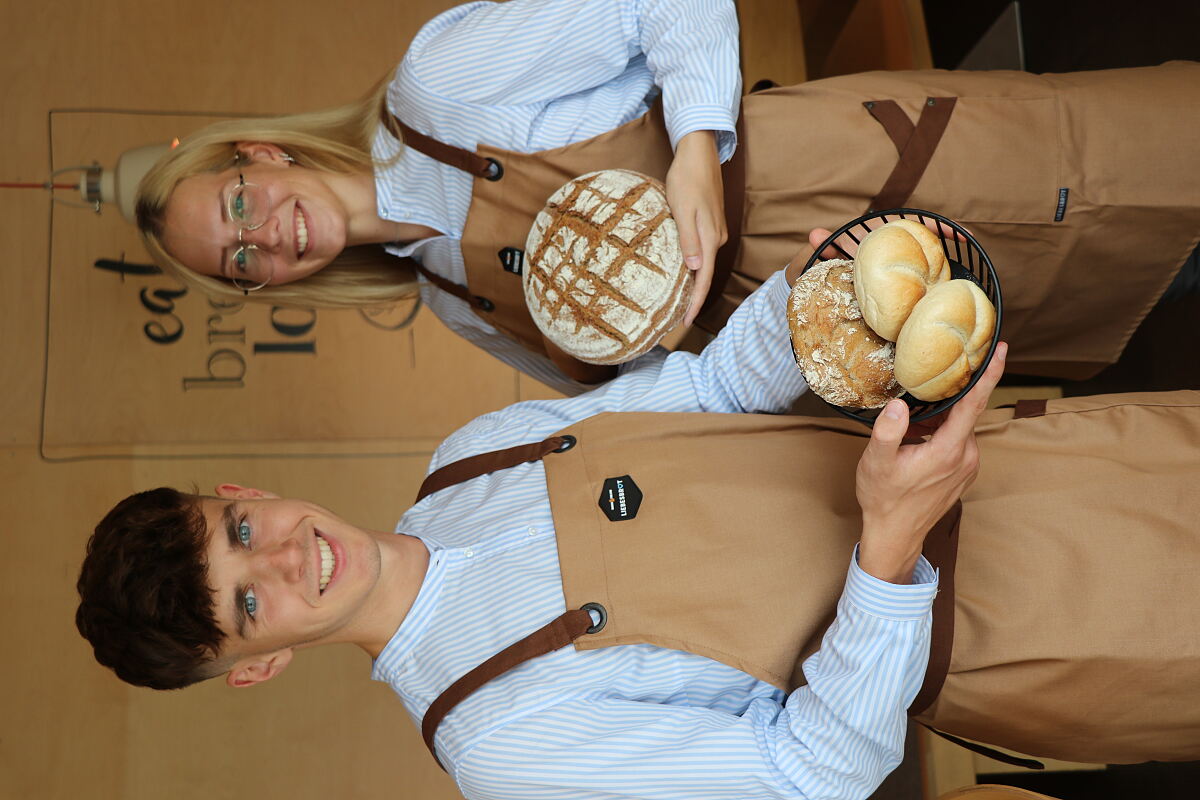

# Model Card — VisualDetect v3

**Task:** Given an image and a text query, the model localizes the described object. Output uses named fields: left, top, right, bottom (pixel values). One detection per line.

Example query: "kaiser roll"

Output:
left=523, top=169, right=691, bottom=365
left=789, top=259, right=902, bottom=408
left=886, top=218, right=951, bottom=282
left=894, top=278, right=996, bottom=401
left=853, top=220, right=951, bottom=341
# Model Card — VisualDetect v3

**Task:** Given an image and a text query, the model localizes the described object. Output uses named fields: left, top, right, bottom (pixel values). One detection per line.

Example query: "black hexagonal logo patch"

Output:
left=598, top=475, right=642, bottom=522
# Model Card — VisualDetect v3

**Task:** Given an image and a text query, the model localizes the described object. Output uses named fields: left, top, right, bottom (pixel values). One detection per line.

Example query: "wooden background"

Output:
left=0, top=1, right=807, bottom=798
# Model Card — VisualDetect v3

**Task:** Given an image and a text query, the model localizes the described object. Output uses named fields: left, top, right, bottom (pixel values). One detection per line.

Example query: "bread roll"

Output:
left=885, top=219, right=951, bottom=284
left=789, top=260, right=903, bottom=408
left=523, top=169, right=691, bottom=365
left=853, top=221, right=951, bottom=341
left=894, top=279, right=996, bottom=401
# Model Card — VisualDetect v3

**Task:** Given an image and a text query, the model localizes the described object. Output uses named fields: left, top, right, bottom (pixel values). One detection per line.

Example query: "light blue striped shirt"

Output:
left=376, top=270, right=938, bottom=800
left=370, top=0, right=743, bottom=394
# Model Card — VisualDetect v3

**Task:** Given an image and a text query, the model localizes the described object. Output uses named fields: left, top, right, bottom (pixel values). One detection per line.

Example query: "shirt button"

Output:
left=527, top=526, right=538, bottom=536
left=464, top=548, right=474, bottom=558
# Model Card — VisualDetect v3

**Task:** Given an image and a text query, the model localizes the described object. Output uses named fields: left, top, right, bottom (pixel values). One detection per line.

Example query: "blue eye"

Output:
left=232, top=190, right=248, bottom=221
left=238, top=521, right=252, bottom=546
left=244, top=587, right=258, bottom=618
left=233, top=249, right=248, bottom=272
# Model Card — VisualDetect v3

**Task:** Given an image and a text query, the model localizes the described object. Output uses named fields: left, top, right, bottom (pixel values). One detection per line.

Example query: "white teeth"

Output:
left=317, top=534, right=335, bottom=592
left=296, top=208, right=309, bottom=257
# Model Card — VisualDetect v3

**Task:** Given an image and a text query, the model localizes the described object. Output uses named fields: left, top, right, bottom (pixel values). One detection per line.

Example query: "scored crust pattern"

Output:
left=789, top=260, right=902, bottom=409
left=523, top=169, right=690, bottom=365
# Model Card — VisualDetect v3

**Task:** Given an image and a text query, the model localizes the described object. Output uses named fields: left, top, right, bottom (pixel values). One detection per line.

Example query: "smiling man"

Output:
left=77, top=258, right=1200, bottom=799
left=201, top=486, right=430, bottom=685
left=75, top=484, right=420, bottom=690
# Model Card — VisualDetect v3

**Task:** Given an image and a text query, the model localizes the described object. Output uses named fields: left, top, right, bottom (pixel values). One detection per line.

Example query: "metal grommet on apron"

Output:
left=580, top=602, right=607, bottom=634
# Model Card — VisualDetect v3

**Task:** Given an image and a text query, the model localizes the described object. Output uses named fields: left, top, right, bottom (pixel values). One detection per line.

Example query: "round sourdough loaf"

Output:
left=894, top=278, right=996, bottom=401
left=853, top=220, right=951, bottom=341
left=523, top=169, right=691, bottom=365
left=788, top=260, right=902, bottom=408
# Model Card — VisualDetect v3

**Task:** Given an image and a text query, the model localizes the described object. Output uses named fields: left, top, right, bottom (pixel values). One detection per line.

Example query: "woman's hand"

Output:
left=855, top=341, right=1007, bottom=584
left=665, top=130, right=727, bottom=326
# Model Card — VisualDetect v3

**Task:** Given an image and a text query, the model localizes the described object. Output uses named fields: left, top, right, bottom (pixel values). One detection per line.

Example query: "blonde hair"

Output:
left=136, top=76, right=419, bottom=309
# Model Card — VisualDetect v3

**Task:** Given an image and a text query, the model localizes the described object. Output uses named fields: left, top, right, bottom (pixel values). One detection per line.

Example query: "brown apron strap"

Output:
left=412, top=263, right=496, bottom=313
left=379, top=105, right=501, bottom=180
left=421, top=607, right=595, bottom=770
left=909, top=500, right=960, bottom=715
left=864, top=99, right=916, bottom=155
left=910, top=500, right=1043, bottom=770
left=864, top=97, right=957, bottom=212
left=1013, top=399, right=1049, bottom=419
left=415, top=434, right=574, bottom=503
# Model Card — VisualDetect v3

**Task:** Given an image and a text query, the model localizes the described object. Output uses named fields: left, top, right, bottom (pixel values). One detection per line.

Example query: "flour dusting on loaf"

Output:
left=524, top=169, right=691, bottom=365
left=789, top=260, right=902, bottom=408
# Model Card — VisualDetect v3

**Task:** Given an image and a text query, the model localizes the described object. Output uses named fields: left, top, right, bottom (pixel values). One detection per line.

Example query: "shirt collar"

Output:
left=371, top=535, right=446, bottom=682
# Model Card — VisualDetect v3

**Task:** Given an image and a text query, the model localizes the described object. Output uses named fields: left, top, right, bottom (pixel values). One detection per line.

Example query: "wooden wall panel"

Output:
left=1, top=1, right=477, bottom=799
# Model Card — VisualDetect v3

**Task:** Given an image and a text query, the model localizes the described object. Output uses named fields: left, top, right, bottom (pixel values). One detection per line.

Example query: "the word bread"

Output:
left=788, top=260, right=903, bottom=408
left=853, top=220, right=952, bottom=341
left=895, top=278, right=996, bottom=401
left=523, top=169, right=691, bottom=365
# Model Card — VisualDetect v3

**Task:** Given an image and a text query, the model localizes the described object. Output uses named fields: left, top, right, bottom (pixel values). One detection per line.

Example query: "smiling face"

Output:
left=199, top=486, right=401, bottom=686
left=161, top=149, right=349, bottom=288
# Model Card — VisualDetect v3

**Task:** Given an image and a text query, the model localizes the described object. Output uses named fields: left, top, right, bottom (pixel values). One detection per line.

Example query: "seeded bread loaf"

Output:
left=523, top=169, right=691, bottom=366
left=894, top=278, right=996, bottom=401
left=788, top=259, right=902, bottom=408
left=853, top=220, right=952, bottom=341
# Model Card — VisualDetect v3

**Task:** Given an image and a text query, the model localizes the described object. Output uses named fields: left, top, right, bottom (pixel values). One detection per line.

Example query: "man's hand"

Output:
left=665, top=130, right=727, bottom=326
left=855, top=341, right=1008, bottom=583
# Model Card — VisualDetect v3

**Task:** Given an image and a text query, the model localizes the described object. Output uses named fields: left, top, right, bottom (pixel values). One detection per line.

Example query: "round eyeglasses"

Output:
left=225, top=173, right=272, bottom=292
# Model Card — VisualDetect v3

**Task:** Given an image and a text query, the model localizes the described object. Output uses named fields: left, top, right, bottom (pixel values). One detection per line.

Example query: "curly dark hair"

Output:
left=76, top=487, right=228, bottom=689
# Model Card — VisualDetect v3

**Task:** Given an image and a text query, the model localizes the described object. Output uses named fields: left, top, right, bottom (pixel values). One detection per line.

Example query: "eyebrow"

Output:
left=222, top=502, right=250, bottom=639
left=217, top=186, right=231, bottom=280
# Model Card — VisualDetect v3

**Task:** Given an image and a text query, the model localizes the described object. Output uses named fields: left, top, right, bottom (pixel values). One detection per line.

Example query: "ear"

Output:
left=234, top=141, right=291, bottom=165
left=226, top=648, right=294, bottom=688
left=214, top=483, right=281, bottom=500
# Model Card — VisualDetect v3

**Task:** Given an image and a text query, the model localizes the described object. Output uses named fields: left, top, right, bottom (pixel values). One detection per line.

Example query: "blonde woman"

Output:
left=137, top=0, right=1200, bottom=392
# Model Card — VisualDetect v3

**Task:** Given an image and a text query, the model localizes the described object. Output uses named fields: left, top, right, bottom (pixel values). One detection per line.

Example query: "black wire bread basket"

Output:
left=798, top=208, right=1003, bottom=425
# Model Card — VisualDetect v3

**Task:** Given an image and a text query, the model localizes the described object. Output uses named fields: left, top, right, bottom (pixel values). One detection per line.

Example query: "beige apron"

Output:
left=387, top=62, right=1200, bottom=381
left=382, top=104, right=744, bottom=384
left=417, top=392, right=1200, bottom=766
left=729, top=62, right=1200, bottom=378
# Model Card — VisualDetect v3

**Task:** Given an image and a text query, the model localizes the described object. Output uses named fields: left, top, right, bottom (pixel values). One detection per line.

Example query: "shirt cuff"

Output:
left=765, top=268, right=792, bottom=308
left=843, top=545, right=938, bottom=621
left=667, top=103, right=738, bottom=160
